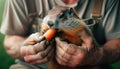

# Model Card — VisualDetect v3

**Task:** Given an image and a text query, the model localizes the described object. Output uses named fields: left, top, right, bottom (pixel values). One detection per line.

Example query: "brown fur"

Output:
left=40, top=10, right=101, bottom=69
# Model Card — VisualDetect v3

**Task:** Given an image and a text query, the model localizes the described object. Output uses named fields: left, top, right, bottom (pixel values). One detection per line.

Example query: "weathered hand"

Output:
left=55, top=30, right=101, bottom=67
left=20, top=33, right=54, bottom=64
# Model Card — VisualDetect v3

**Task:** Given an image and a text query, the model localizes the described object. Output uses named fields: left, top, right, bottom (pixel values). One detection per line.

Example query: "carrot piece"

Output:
left=43, top=28, right=56, bottom=41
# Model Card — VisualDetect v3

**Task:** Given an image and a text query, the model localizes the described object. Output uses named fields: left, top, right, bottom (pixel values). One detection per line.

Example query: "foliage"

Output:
left=0, top=34, right=15, bottom=69
left=0, top=0, right=15, bottom=69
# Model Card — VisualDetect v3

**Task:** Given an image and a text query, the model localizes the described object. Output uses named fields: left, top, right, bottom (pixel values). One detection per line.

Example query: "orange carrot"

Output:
left=43, top=28, right=56, bottom=41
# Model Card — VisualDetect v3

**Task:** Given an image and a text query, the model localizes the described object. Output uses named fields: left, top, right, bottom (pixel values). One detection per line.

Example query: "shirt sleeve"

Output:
left=103, top=0, right=120, bottom=40
left=0, top=0, right=30, bottom=36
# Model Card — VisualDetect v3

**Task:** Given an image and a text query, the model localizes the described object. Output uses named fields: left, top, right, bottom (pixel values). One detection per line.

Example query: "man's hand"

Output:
left=21, top=6, right=68, bottom=64
left=55, top=30, right=102, bottom=67
left=20, top=33, right=54, bottom=64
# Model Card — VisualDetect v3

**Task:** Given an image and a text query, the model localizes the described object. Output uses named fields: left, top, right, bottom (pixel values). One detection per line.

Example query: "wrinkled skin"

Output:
left=20, top=33, right=54, bottom=64
left=42, top=5, right=100, bottom=69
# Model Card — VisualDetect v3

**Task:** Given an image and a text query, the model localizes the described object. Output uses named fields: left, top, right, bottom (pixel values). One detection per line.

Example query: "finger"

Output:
left=35, top=36, right=45, bottom=42
left=67, top=55, right=84, bottom=67
left=66, top=44, right=77, bottom=55
left=56, top=45, right=71, bottom=63
left=21, top=40, right=46, bottom=57
left=69, top=47, right=87, bottom=64
left=79, top=30, right=94, bottom=50
left=30, top=32, right=42, bottom=42
left=24, top=44, right=53, bottom=62
left=56, top=38, right=77, bottom=55
left=45, top=40, right=56, bottom=60
left=24, top=53, right=43, bottom=62
left=56, top=50, right=82, bottom=67
left=56, top=37, right=76, bottom=59
left=23, top=33, right=41, bottom=45
left=23, top=38, right=36, bottom=45
left=33, top=41, right=46, bottom=53
left=82, top=40, right=94, bottom=52
left=55, top=37, right=68, bottom=49
left=20, top=46, right=36, bottom=56
left=56, top=55, right=68, bottom=66
left=40, top=44, right=53, bottom=58
left=30, top=57, right=48, bottom=64
left=47, top=47, right=55, bottom=60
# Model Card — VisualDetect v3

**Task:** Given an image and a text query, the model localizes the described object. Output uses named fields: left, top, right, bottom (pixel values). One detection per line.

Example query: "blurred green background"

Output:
left=0, top=0, right=120, bottom=69
left=0, top=0, right=15, bottom=69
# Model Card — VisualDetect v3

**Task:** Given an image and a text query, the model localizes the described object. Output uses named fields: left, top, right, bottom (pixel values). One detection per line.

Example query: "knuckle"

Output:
left=38, top=52, right=47, bottom=59
left=22, top=40, right=27, bottom=45
left=34, top=42, right=45, bottom=52
left=20, top=46, right=27, bottom=56
left=24, top=56, right=31, bottom=62
left=28, top=46, right=36, bottom=54
left=67, top=44, right=76, bottom=54
left=40, top=41, right=46, bottom=49
left=33, top=43, right=40, bottom=52
left=57, top=59, right=62, bottom=65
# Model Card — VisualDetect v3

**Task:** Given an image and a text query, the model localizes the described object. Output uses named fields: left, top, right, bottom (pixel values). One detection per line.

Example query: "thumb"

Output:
left=79, top=30, right=94, bottom=50
left=55, top=37, right=68, bottom=47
